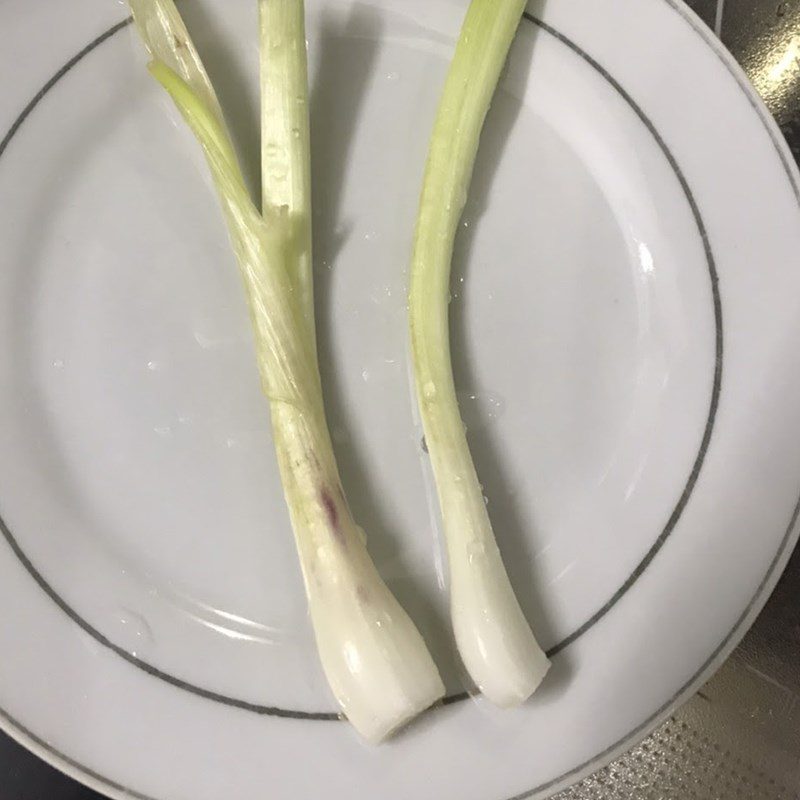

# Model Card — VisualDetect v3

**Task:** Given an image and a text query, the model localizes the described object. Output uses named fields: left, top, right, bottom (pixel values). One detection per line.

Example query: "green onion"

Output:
left=130, top=0, right=444, bottom=743
left=409, top=0, right=550, bottom=706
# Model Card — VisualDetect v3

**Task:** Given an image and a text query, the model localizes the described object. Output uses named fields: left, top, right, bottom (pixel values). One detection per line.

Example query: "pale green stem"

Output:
left=409, top=0, right=550, bottom=706
left=132, top=0, right=444, bottom=741
left=260, top=0, right=315, bottom=343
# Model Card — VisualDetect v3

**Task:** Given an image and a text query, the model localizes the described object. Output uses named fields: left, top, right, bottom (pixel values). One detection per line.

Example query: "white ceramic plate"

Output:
left=1, top=0, right=799, bottom=797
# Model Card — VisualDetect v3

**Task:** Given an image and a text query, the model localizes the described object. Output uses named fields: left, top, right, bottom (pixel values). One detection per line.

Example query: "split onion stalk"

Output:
left=409, top=0, right=550, bottom=707
left=129, top=0, right=444, bottom=742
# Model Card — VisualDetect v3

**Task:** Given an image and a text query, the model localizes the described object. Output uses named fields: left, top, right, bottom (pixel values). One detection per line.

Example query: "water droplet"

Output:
left=467, top=540, right=485, bottom=565
left=195, top=328, right=243, bottom=350
left=458, top=390, right=507, bottom=428
left=194, top=330, right=213, bottom=349
left=363, top=230, right=377, bottom=242
left=423, top=381, right=436, bottom=400
left=265, top=143, right=288, bottom=180
left=52, top=359, right=64, bottom=369
left=225, top=436, right=239, bottom=449
left=269, top=165, right=289, bottom=181
left=386, top=71, right=399, bottom=81
left=463, top=220, right=470, bottom=228
left=361, top=368, right=370, bottom=383
left=118, top=608, right=154, bottom=654
left=147, top=360, right=161, bottom=372
left=487, top=394, right=506, bottom=419
left=483, top=494, right=489, bottom=506
left=154, top=425, right=173, bottom=437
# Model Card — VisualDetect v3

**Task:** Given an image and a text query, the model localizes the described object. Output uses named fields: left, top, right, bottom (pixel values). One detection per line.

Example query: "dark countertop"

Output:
left=2, top=1, right=798, bottom=798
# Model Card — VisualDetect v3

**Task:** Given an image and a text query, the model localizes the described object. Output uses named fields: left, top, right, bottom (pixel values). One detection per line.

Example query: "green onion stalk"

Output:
left=409, top=0, right=550, bottom=707
left=129, top=0, right=444, bottom=742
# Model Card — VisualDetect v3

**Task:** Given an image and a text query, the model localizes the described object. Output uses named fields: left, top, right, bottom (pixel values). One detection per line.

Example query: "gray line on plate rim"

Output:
left=0, top=4, right=795, bottom=798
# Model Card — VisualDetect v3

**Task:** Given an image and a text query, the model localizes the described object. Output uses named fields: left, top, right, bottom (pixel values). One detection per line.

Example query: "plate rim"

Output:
left=0, top=0, right=798, bottom=798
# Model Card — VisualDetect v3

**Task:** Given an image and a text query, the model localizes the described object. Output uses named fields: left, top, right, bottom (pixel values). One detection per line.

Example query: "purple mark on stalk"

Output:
left=320, top=487, right=344, bottom=544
